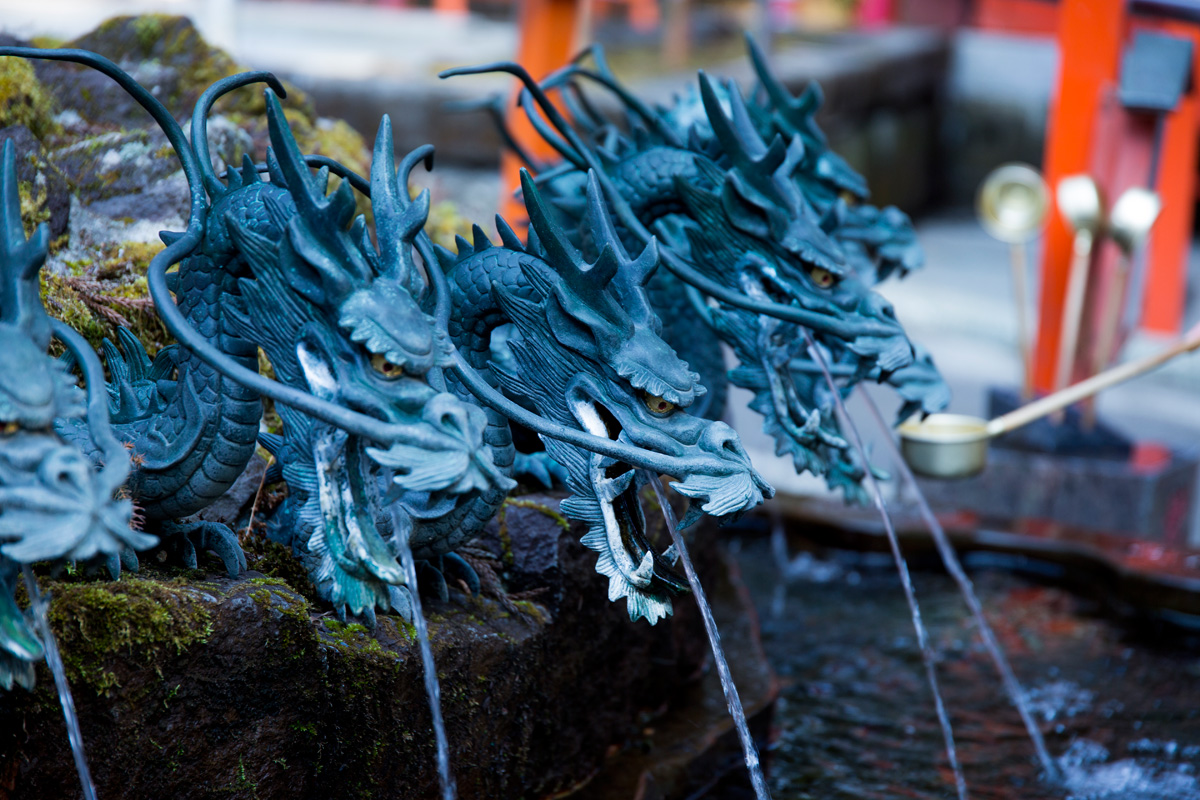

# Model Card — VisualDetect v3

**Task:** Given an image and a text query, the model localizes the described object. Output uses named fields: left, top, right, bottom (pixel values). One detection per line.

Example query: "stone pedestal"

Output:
left=0, top=493, right=775, bottom=800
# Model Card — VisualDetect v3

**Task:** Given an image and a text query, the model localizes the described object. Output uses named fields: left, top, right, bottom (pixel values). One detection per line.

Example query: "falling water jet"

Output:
left=859, top=390, right=1062, bottom=784
left=20, top=565, right=98, bottom=800
left=801, top=330, right=969, bottom=800
left=642, top=471, right=773, bottom=800
left=388, top=507, right=457, bottom=800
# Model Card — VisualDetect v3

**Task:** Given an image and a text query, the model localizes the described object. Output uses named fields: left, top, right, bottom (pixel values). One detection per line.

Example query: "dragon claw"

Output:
left=440, top=552, right=481, bottom=596
left=160, top=520, right=247, bottom=578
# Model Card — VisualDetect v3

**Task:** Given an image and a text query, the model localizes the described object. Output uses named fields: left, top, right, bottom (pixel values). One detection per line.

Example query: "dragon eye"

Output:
left=641, top=391, right=676, bottom=416
left=839, top=189, right=858, bottom=207
left=810, top=267, right=836, bottom=289
left=369, top=352, right=403, bottom=379
left=1, top=421, right=17, bottom=435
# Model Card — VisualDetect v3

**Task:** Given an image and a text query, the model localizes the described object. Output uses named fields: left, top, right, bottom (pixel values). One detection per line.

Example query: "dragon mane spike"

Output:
left=159, top=230, right=186, bottom=246
left=797, top=81, right=825, bottom=115
left=116, top=325, right=152, bottom=382
left=225, top=162, right=244, bottom=190
left=519, top=168, right=579, bottom=270
left=471, top=224, right=492, bottom=251
left=454, top=234, right=472, bottom=256
left=315, top=165, right=330, bottom=196
left=588, top=244, right=621, bottom=288
left=760, top=133, right=789, bottom=173
left=100, top=336, right=128, bottom=387
left=494, top=214, right=525, bottom=252
left=433, top=243, right=457, bottom=271
left=819, top=198, right=845, bottom=234
left=698, top=71, right=743, bottom=160
left=240, top=153, right=260, bottom=186
left=728, top=81, right=770, bottom=159
left=264, top=89, right=315, bottom=198
left=265, top=147, right=287, bottom=188
left=583, top=171, right=630, bottom=262
left=628, top=237, right=660, bottom=286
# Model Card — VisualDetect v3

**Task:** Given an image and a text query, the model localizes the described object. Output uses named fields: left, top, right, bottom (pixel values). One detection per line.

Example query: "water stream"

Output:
left=803, top=332, right=969, bottom=800
left=733, top=539, right=1200, bottom=799
left=389, top=507, right=457, bottom=800
left=859, top=389, right=1061, bottom=782
left=643, top=470, right=773, bottom=800
left=20, top=565, right=97, bottom=800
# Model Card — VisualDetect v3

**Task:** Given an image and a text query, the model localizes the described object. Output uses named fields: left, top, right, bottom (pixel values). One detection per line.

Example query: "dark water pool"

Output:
left=730, top=537, right=1200, bottom=800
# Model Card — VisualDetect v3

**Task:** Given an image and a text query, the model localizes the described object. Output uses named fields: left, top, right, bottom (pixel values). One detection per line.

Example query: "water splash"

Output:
left=802, top=331, right=968, bottom=800
left=1059, top=739, right=1199, bottom=799
left=859, top=389, right=1061, bottom=783
left=642, top=471, right=772, bottom=800
left=21, top=565, right=98, bottom=800
left=388, top=507, right=457, bottom=800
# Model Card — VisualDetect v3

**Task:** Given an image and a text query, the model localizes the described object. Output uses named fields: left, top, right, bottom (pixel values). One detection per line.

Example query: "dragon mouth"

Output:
left=574, top=399, right=690, bottom=620
left=311, top=430, right=406, bottom=601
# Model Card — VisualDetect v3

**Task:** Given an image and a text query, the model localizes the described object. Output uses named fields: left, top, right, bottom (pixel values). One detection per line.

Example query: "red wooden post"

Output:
left=498, top=0, right=583, bottom=226
left=1032, top=0, right=1126, bottom=393
left=1139, top=19, right=1200, bottom=336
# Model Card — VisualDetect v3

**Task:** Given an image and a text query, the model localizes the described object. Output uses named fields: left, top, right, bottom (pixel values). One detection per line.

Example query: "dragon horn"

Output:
left=0, top=139, right=51, bottom=345
left=371, top=118, right=431, bottom=281
left=264, top=88, right=368, bottom=293
left=519, top=168, right=581, bottom=273
left=744, top=34, right=794, bottom=115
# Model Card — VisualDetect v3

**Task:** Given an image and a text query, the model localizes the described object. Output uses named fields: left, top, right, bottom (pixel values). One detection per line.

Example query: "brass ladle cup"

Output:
left=899, top=321, right=1200, bottom=479
left=977, top=163, right=1049, bottom=399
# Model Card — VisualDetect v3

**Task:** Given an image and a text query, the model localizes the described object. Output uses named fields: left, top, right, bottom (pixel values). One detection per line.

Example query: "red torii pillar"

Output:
left=1034, top=0, right=1200, bottom=393
left=498, top=0, right=583, bottom=226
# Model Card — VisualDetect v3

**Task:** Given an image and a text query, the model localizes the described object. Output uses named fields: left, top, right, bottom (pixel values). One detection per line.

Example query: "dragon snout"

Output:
left=860, top=291, right=898, bottom=323
left=699, top=421, right=746, bottom=461
left=420, top=393, right=482, bottom=441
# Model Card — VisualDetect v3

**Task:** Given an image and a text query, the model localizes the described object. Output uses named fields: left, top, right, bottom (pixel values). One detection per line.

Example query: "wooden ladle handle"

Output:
left=986, top=321, right=1200, bottom=437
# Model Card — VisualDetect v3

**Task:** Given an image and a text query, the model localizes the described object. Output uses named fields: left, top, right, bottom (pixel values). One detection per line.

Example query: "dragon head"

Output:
left=226, top=93, right=510, bottom=615
left=458, top=172, right=771, bottom=623
left=741, top=37, right=923, bottom=284
left=0, top=139, right=145, bottom=568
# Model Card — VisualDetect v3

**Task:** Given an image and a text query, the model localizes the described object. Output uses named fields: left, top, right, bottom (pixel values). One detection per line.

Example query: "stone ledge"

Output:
left=0, top=493, right=775, bottom=800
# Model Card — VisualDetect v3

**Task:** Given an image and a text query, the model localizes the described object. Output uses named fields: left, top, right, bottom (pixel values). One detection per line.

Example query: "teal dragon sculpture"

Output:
left=439, top=168, right=772, bottom=623
left=0, top=48, right=508, bottom=616
left=0, top=46, right=772, bottom=629
left=446, top=41, right=950, bottom=501
left=215, top=90, right=510, bottom=621
left=0, top=139, right=151, bottom=690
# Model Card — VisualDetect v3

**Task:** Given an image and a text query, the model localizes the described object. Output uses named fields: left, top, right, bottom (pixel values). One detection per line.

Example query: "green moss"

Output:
left=40, top=240, right=169, bottom=355
left=69, top=15, right=314, bottom=122
left=504, top=497, right=570, bottom=531
left=0, top=58, right=60, bottom=141
left=44, top=577, right=215, bottom=696
left=512, top=599, right=548, bottom=625
left=242, top=535, right=320, bottom=605
left=320, top=619, right=401, bottom=663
